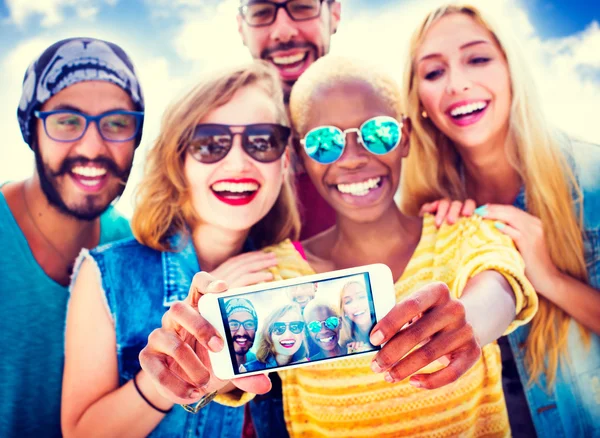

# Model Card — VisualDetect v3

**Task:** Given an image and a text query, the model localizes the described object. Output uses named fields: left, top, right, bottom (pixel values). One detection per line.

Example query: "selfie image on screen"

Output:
left=218, top=273, right=378, bottom=375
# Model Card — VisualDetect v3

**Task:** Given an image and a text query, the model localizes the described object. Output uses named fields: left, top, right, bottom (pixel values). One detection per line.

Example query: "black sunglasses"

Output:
left=271, top=320, right=305, bottom=335
left=185, top=123, right=290, bottom=164
left=239, top=0, right=329, bottom=27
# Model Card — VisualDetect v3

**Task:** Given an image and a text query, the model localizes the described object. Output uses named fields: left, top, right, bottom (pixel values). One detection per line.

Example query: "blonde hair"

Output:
left=132, top=61, right=300, bottom=251
left=289, top=55, right=404, bottom=136
left=338, top=281, right=370, bottom=347
left=256, top=303, right=308, bottom=363
left=400, top=3, right=589, bottom=387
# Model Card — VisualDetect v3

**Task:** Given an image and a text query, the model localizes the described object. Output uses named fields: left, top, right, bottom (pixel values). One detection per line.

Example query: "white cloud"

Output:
left=5, top=0, right=116, bottom=27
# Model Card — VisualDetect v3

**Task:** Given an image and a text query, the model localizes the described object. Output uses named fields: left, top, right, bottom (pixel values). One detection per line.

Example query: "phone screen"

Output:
left=218, top=272, right=380, bottom=375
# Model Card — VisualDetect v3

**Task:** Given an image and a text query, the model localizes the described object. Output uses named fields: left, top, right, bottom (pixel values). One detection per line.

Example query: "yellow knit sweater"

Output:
left=260, top=214, right=538, bottom=438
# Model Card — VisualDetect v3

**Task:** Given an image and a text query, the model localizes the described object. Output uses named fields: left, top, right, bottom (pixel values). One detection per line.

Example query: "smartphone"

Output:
left=199, top=263, right=396, bottom=380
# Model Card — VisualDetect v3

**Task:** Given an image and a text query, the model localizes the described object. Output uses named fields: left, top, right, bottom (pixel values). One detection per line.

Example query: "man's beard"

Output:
left=233, top=335, right=254, bottom=355
left=35, top=150, right=131, bottom=221
left=260, top=40, right=323, bottom=104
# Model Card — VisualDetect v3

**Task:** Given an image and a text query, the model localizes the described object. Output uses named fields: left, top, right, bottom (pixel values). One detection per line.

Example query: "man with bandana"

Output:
left=225, top=298, right=259, bottom=370
left=0, top=37, right=144, bottom=438
left=237, top=0, right=341, bottom=240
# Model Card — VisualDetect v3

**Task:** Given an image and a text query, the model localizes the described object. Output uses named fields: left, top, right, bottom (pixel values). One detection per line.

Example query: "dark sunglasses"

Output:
left=300, top=115, right=403, bottom=164
left=271, top=320, right=305, bottom=335
left=185, top=123, right=290, bottom=164
left=307, top=316, right=340, bottom=333
left=239, top=0, right=329, bottom=27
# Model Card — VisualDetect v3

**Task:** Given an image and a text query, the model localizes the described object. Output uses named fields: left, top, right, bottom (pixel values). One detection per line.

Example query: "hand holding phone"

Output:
left=138, top=272, right=271, bottom=405
left=369, top=282, right=481, bottom=390
left=200, top=264, right=396, bottom=380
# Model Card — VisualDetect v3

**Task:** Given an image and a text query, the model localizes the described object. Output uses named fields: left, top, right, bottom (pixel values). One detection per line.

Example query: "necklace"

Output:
left=21, top=182, right=74, bottom=268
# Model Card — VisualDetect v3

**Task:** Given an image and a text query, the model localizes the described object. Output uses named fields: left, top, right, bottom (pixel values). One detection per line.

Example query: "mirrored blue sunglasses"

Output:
left=300, top=115, right=403, bottom=164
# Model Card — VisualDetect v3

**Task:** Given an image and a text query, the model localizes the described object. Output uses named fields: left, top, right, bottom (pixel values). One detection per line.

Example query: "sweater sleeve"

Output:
left=448, top=216, right=539, bottom=335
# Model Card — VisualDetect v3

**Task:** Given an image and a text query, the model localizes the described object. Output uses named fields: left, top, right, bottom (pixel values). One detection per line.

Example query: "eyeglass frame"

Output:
left=34, top=109, right=144, bottom=143
left=238, top=0, right=332, bottom=27
left=228, top=319, right=258, bottom=332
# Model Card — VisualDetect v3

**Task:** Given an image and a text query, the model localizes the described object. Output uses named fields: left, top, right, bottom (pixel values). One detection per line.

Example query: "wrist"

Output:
left=538, top=269, right=568, bottom=302
left=136, top=370, right=175, bottom=412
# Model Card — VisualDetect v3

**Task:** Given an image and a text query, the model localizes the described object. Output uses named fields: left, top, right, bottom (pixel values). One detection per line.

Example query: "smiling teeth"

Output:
left=353, top=310, right=366, bottom=317
left=280, top=340, right=296, bottom=347
left=71, top=166, right=107, bottom=177
left=319, top=336, right=334, bottom=343
left=337, top=177, right=380, bottom=196
left=212, top=182, right=259, bottom=193
left=450, top=101, right=487, bottom=117
left=272, top=53, right=306, bottom=65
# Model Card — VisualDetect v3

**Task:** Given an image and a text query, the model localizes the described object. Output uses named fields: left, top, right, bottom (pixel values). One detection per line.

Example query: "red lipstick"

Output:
left=211, top=178, right=260, bottom=207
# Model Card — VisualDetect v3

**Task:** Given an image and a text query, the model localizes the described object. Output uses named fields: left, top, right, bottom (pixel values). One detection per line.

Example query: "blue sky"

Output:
left=1, top=0, right=599, bottom=216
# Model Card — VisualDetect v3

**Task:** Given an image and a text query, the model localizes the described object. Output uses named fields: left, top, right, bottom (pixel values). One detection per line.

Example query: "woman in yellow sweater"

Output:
left=139, top=56, right=538, bottom=437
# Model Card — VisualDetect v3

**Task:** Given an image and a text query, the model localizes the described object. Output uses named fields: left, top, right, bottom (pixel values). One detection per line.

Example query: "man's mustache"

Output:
left=260, top=41, right=316, bottom=59
left=50, top=156, right=127, bottom=178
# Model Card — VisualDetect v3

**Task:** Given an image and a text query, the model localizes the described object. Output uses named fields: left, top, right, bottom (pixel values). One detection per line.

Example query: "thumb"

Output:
left=186, top=272, right=218, bottom=309
left=233, top=374, right=272, bottom=395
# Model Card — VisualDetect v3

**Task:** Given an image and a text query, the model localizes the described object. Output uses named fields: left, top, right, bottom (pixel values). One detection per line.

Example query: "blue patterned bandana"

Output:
left=17, top=37, right=145, bottom=149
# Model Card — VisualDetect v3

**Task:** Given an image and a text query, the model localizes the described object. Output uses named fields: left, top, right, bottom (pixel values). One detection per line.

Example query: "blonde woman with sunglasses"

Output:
left=62, top=61, right=312, bottom=438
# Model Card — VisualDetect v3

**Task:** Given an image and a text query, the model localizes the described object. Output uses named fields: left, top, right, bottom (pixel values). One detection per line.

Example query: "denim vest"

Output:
left=88, top=235, right=249, bottom=438
left=509, top=140, right=600, bottom=437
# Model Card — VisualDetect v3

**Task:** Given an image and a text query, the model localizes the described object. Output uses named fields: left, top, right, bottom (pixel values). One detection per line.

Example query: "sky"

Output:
left=1, top=0, right=599, bottom=217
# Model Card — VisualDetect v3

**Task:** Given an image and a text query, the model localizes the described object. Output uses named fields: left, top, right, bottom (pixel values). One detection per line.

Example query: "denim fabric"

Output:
left=88, top=234, right=247, bottom=438
left=508, top=140, right=600, bottom=437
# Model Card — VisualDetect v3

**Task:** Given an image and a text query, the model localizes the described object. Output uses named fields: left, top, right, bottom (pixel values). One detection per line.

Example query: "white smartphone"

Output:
left=199, top=263, right=396, bottom=380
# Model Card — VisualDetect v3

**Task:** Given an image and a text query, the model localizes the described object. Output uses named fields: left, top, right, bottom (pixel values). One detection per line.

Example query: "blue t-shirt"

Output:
left=0, top=192, right=132, bottom=438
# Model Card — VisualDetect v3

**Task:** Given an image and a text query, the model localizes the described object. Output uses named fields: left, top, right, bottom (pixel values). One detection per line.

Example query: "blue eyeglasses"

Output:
left=300, top=115, right=403, bottom=164
left=34, top=109, right=144, bottom=143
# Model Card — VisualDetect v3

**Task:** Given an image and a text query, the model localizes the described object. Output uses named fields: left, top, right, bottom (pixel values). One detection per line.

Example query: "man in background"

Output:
left=237, top=0, right=341, bottom=240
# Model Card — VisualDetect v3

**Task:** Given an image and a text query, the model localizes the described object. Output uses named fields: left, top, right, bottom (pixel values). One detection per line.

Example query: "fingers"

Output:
left=145, top=329, right=211, bottom=388
left=419, top=200, right=440, bottom=217
left=434, top=199, right=451, bottom=227
left=211, top=252, right=277, bottom=281
left=162, top=301, right=223, bottom=352
left=228, top=271, right=275, bottom=288
left=492, top=221, right=521, bottom=243
left=233, top=375, right=273, bottom=395
left=185, top=272, right=220, bottom=309
left=409, top=343, right=481, bottom=390
left=370, top=282, right=451, bottom=346
left=382, top=324, right=477, bottom=384
left=445, top=201, right=464, bottom=225
left=139, top=349, right=206, bottom=404
left=462, top=199, right=476, bottom=216
left=372, top=301, right=465, bottom=371
left=474, top=204, right=531, bottom=227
